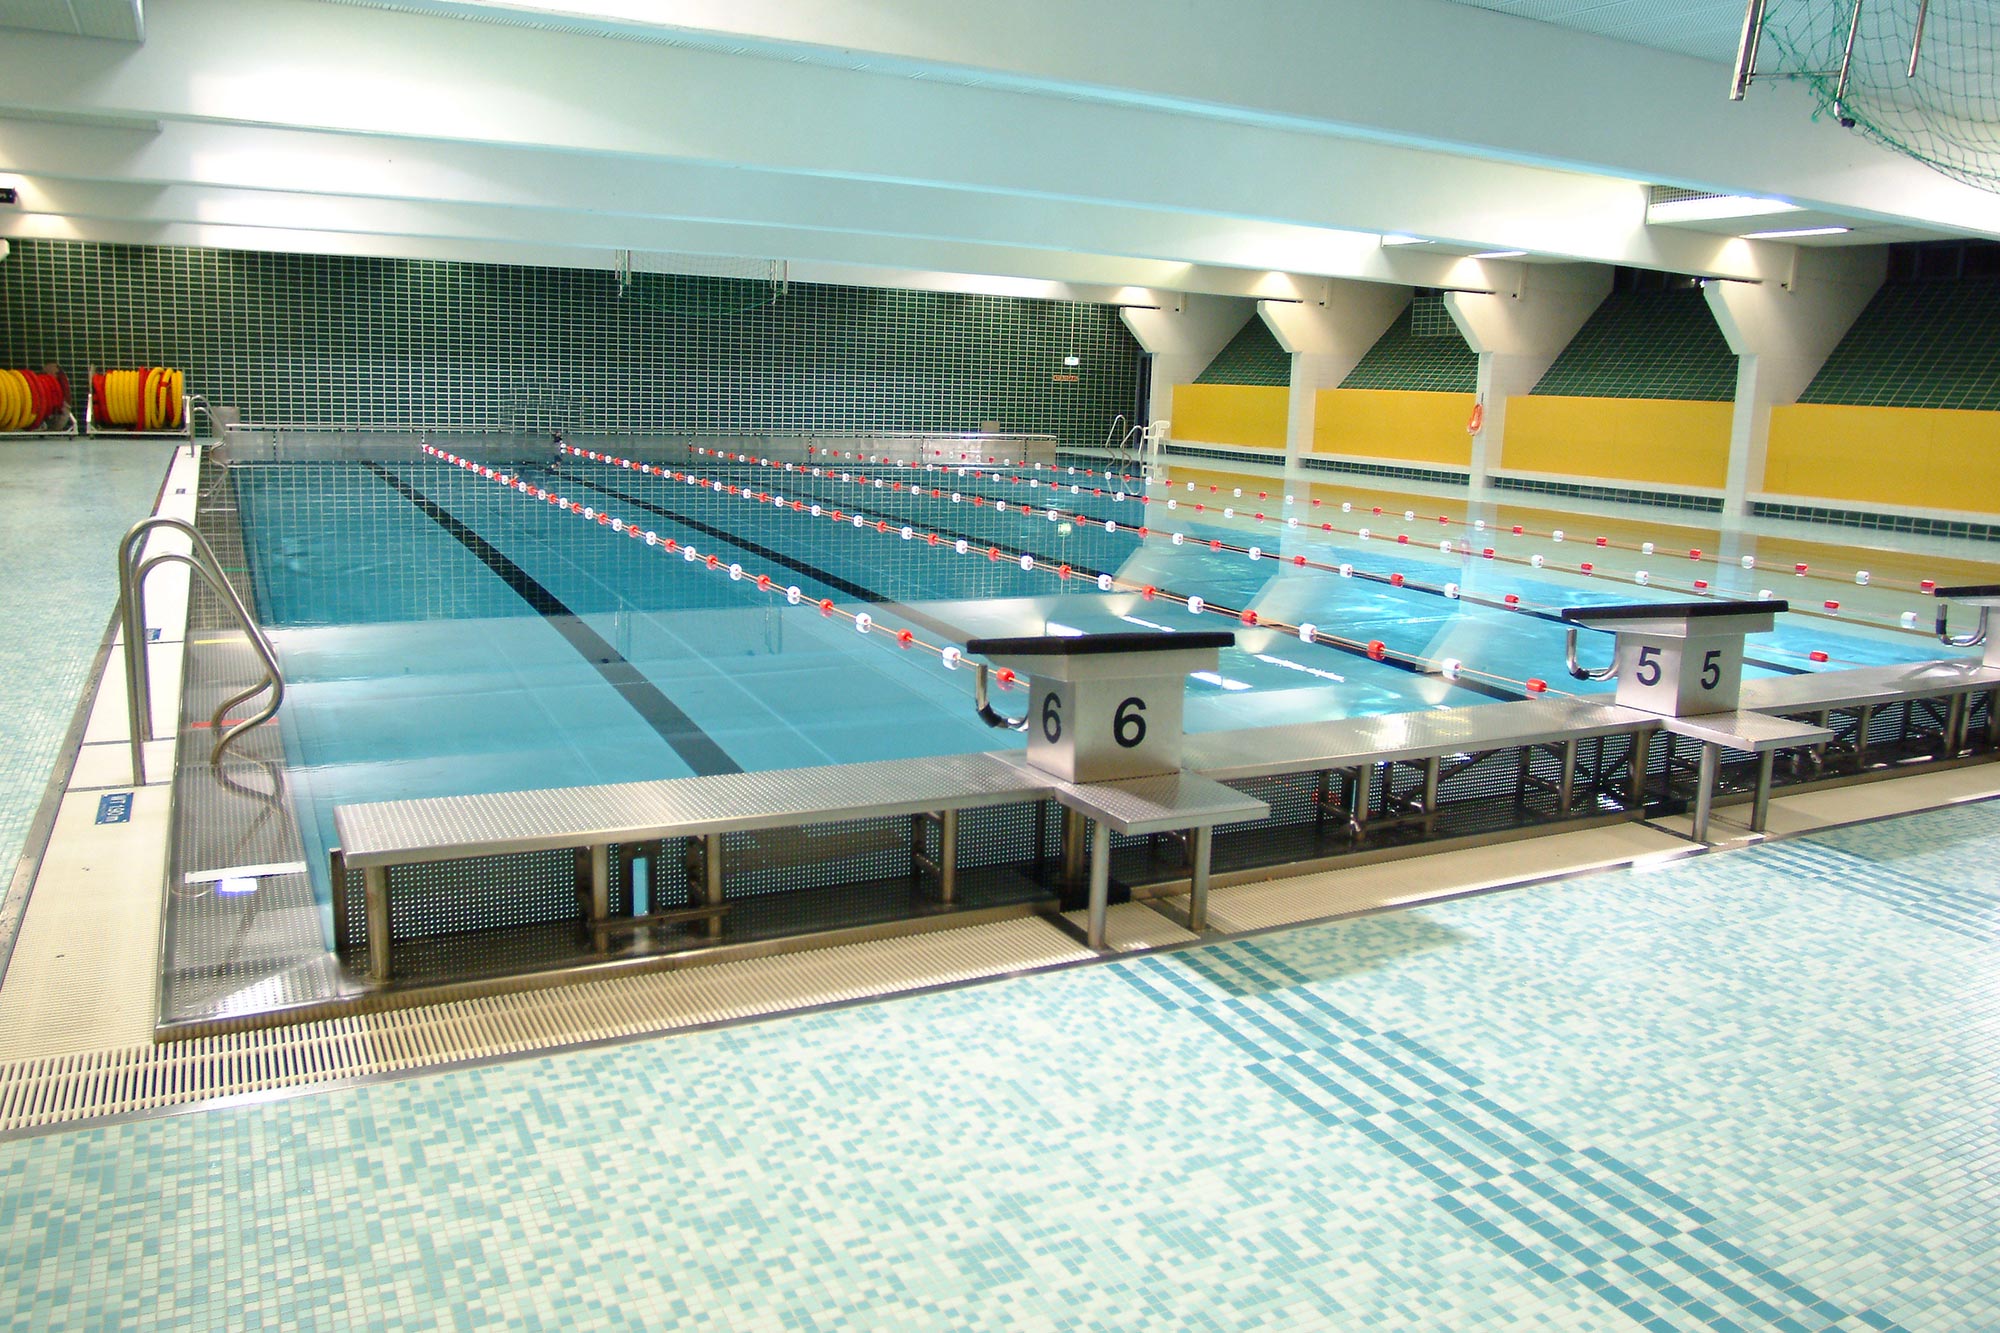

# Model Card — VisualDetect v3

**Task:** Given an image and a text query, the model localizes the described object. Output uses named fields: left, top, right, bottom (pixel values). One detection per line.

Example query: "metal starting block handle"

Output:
left=1931, top=584, right=2000, bottom=663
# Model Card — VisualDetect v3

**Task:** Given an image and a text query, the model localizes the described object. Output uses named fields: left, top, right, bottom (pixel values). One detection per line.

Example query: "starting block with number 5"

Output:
left=1560, top=600, right=1786, bottom=717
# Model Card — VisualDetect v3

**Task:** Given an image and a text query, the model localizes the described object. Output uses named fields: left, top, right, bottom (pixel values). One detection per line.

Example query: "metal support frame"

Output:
left=1187, top=826, right=1214, bottom=933
left=1832, top=0, right=1867, bottom=125
left=909, top=808, right=959, bottom=903
left=1086, top=818, right=1113, bottom=949
left=365, top=866, right=392, bottom=982
left=1691, top=743, right=1723, bottom=844
left=1731, top=0, right=1768, bottom=99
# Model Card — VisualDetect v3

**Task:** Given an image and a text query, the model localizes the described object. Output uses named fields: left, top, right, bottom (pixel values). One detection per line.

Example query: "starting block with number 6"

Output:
left=966, top=631, right=1237, bottom=781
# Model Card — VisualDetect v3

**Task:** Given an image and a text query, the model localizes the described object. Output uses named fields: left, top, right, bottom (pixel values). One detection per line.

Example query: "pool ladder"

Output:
left=117, top=516, right=285, bottom=786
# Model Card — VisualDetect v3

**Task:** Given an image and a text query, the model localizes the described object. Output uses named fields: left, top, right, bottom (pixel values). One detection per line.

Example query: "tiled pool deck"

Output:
left=0, top=440, right=174, bottom=879
left=2, top=800, right=1993, bottom=1331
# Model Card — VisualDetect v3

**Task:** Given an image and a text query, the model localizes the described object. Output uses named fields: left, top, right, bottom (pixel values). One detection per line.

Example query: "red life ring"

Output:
left=1466, top=399, right=1486, bottom=435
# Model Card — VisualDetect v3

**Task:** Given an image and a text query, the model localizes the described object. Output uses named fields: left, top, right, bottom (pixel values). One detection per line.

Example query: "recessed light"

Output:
left=1647, top=194, right=1800, bottom=223
left=1742, top=226, right=1853, bottom=240
left=1381, top=234, right=1428, bottom=246
left=1469, top=250, right=1528, bottom=260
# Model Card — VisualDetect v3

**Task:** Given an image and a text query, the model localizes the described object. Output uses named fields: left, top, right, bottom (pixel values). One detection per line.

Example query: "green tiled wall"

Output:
left=0, top=241, right=1141, bottom=448
left=1194, top=315, right=1291, bottom=386
left=1338, top=298, right=1478, bottom=393
left=1800, top=276, right=2000, bottom=410
left=1530, top=288, right=1736, bottom=401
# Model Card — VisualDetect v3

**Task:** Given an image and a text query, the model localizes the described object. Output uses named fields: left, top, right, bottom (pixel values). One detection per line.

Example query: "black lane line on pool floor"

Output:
left=552, top=468, right=982, bottom=650
left=364, top=462, right=742, bottom=777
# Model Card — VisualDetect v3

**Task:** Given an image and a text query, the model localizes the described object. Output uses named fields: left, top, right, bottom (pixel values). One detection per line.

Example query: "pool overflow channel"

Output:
left=151, top=434, right=2000, bottom=1034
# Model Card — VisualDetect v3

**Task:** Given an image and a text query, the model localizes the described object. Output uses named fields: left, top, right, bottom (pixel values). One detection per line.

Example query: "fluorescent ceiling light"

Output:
left=1647, top=194, right=1800, bottom=223
left=1380, top=234, right=1428, bottom=246
left=1741, top=225, right=1853, bottom=240
left=1469, top=250, right=1528, bottom=260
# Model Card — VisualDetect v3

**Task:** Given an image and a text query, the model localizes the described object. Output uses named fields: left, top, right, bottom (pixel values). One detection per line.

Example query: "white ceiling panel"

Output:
left=0, top=0, right=141, bottom=40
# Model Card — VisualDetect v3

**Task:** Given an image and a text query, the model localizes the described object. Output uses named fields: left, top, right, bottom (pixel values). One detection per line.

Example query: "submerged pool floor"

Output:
left=6, top=797, right=1994, bottom=1330
left=226, top=450, right=1964, bottom=927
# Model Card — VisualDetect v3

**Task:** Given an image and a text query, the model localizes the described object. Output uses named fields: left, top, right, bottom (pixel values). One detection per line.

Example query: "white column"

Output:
left=1120, top=292, right=1259, bottom=434
left=1705, top=247, right=1886, bottom=521
left=1445, top=263, right=1612, bottom=496
left=1260, top=281, right=1411, bottom=467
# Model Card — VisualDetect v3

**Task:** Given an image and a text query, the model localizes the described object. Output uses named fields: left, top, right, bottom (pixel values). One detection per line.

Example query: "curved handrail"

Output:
left=972, top=663, right=1030, bottom=732
left=135, top=551, right=284, bottom=762
left=1563, top=626, right=1619, bottom=682
left=1936, top=604, right=1989, bottom=649
left=1100, top=413, right=1128, bottom=454
left=117, top=516, right=285, bottom=783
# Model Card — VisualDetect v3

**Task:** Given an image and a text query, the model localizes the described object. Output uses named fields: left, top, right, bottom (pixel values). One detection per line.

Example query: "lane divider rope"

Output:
left=804, top=445, right=1959, bottom=607
left=556, top=445, right=1564, bottom=697
left=656, top=446, right=1904, bottom=652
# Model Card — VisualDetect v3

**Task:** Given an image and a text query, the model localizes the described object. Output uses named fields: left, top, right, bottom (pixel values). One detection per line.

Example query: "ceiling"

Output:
left=0, top=0, right=1992, bottom=302
left=0, top=0, right=139, bottom=40
left=1444, top=1, right=1754, bottom=63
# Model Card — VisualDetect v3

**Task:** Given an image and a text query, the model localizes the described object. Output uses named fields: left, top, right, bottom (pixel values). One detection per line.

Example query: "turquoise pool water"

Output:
left=229, top=449, right=1955, bottom=923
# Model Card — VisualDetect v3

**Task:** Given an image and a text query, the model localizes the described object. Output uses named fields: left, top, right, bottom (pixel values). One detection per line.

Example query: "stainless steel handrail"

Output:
left=972, top=663, right=1030, bottom=732
left=117, top=517, right=285, bottom=785
left=1099, top=414, right=1127, bottom=453
left=1563, top=627, right=1619, bottom=682
left=1936, top=604, right=1990, bottom=649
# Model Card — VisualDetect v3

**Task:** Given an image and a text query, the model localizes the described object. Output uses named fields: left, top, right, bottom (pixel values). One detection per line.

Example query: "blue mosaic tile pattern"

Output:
left=1, top=800, right=1996, bottom=1329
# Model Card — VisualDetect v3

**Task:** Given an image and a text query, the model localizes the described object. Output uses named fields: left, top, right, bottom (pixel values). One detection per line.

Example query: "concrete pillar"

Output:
left=1260, top=281, right=1411, bottom=467
left=1119, top=293, right=1258, bottom=436
left=1705, top=247, right=1885, bottom=520
left=1445, top=263, right=1612, bottom=496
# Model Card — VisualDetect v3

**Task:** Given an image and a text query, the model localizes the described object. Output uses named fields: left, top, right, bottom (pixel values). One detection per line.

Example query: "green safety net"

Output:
left=1758, top=0, right=2000, bottom=193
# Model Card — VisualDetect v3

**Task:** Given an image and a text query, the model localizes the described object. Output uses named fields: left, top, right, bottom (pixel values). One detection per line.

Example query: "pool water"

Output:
left=229, top=448, right=1958, bottom=932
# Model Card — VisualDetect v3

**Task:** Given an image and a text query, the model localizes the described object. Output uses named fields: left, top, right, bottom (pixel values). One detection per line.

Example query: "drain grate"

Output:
left=0, top=917, right=1090, bottom=1136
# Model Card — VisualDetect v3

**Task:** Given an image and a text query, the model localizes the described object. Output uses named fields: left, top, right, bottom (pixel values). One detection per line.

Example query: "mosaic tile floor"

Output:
left=0, top=440, right=175, bottom=878
left=1, top=800, right=1995, bottom=1331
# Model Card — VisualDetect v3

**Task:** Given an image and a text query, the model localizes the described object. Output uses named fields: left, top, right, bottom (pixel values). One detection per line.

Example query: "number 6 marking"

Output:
left=1114, top=696, right=1147, bottom=748
left=1041, top=692, right=1062, bottom=743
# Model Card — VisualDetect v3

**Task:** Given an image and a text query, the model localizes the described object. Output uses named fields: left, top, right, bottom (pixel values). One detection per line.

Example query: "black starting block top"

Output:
left=965, top=631, right=1237, bottom=657
left=1560, top=599, right=1788, bottom=624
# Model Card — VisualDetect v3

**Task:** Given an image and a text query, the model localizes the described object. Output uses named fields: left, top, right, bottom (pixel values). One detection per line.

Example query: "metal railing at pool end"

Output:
left=117, top=517, right=285, bottom=785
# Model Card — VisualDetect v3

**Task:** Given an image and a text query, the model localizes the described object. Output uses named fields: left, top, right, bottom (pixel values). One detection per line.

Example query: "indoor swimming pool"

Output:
left=219, top=438, right=1970, bottom=937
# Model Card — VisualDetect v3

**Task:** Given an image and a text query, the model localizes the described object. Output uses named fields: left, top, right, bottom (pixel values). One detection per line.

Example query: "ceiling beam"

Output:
left=0, top=118, right=1504, bottom=287
left=0, top=0, right=1798, bottom=280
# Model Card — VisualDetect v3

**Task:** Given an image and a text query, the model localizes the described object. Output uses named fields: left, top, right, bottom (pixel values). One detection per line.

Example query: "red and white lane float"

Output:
left=659, top=446, right=1929, bottom=636
left=419, top=443, right=971, bottom=671
left=544, top=445, right=1568, bottom=699
left=784, top=450, right=1946, bottom=606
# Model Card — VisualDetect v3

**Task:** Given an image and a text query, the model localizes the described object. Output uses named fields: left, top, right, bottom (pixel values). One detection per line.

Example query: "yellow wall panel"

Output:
left=1765, top=404, right=2000, bottom=515
left=1170, top=384, right=1289, bottom=451
left=1312, top=389, right=1474, bottom=466
left=1502, top=397, right=1733, bottom=490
